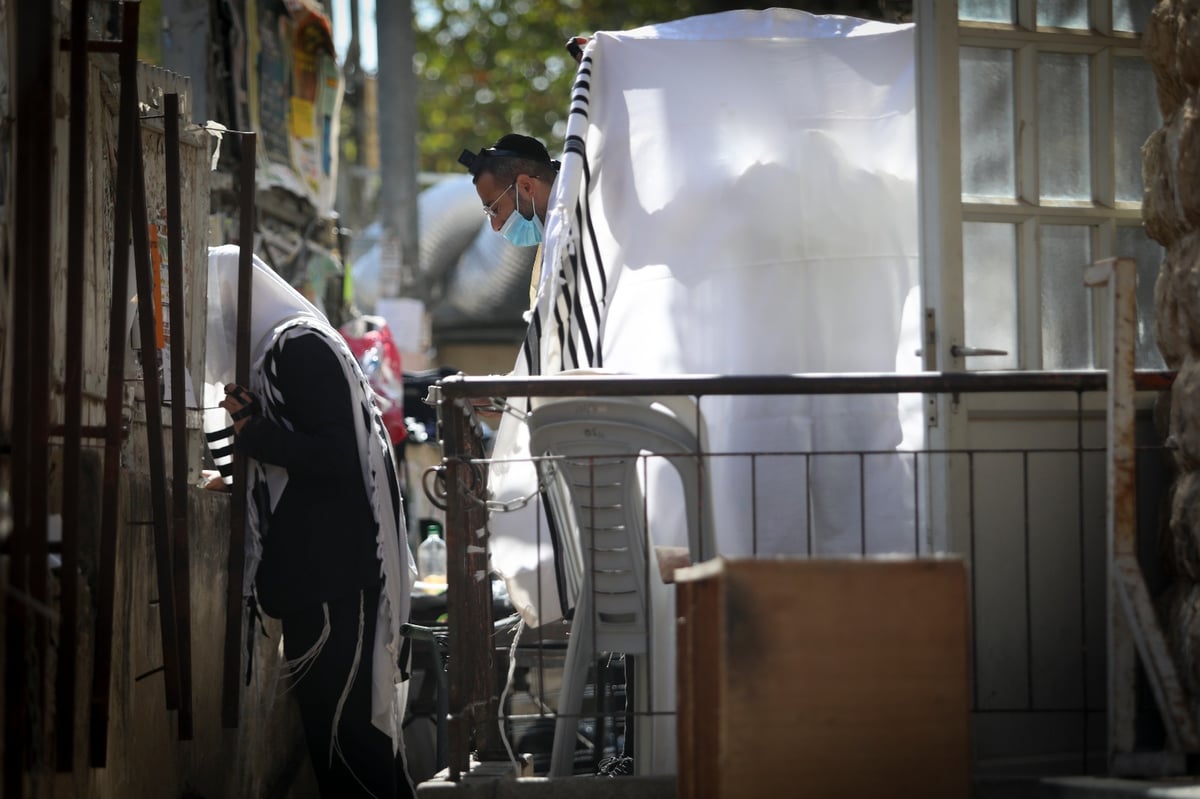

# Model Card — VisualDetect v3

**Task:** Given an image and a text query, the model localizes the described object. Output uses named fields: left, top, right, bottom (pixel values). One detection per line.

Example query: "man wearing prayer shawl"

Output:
left=459, top=133, right=560, bottom=304
left=204, top=245, right=416, bottom=798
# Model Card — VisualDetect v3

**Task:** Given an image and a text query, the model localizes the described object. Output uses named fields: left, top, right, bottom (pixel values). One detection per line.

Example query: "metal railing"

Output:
left=428, top=363, right=1180, bottom=782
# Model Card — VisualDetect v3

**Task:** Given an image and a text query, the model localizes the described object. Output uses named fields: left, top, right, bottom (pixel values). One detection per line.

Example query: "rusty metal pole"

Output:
left=7, top=0, right=55, bottom=790
left=1087, top=257, right=1200, bottom=773
left=1094, top=256, right=1140, bottom=763
left=24, top=0, right=55, bottom=719
left=57, top=0, right=90, bottom=770
left=163, top=91, right=193, bottom=740
left=443, top=398, right=471, bottom=779
left=90, top=0, right=140, bottom=767
left=130, top=111, right=182, bottom=714
left=222, top=132, right=256, bottom=728
left=442, top=397, right=501, bottom=778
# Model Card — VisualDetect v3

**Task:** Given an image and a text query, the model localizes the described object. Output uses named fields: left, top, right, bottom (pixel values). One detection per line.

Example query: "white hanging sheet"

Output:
left=489, top=9, right=921, bottom=629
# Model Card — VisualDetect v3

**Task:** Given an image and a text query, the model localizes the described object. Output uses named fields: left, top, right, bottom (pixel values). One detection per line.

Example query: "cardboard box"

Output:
left=675, top=558, right=970, bottom=798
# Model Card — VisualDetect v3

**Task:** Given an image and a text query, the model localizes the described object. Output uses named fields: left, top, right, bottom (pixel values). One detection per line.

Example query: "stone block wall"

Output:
left=1145, top=0, right=1200, bottom=702
left=5, top=451, right=317, bottom=798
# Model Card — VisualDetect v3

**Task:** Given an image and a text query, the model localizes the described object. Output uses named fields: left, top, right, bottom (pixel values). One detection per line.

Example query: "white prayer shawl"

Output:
left=489, top=10, right=921, bottom=629
left=203, top=245, right=417, bottom=759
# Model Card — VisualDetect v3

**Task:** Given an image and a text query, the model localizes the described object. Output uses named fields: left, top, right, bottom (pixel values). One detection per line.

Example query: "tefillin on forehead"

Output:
left=458, top=133, right=559, bottom=176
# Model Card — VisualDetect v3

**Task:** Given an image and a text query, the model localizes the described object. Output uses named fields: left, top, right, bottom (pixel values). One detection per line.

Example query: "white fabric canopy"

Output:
left=489, top=9, right=920, bottom=630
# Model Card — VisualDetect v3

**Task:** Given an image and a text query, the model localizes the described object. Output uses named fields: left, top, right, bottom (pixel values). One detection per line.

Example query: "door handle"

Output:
left=950, top=344, right=1008, bottom=358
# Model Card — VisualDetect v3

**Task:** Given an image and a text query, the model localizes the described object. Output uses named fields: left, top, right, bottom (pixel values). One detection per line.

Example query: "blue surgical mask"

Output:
left=500, top=190, right=544, bottom=246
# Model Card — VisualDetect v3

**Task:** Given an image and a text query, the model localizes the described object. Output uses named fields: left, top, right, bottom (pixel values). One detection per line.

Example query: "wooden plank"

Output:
left=675, top=558, right=970, bottom=799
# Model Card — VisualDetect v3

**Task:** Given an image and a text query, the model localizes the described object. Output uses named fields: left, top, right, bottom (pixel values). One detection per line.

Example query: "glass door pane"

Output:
left=960, top=0, right=1016, bottom=23
left=1038, top=0, right=1088, bottom=29
left=1114, top=56, right=1162, bottom=203
left=1038, top=53, right=1091, bottom=201
left=1039, top=225, right=1093, bottom=369
left=961, top=48, right=1017, bottom=200
left=1113, top=0, right=1155, bottom=33
left=963, top=222, right=1019, bottom=370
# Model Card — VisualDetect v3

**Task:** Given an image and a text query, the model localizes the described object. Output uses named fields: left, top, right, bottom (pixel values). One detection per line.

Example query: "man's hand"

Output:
left=219, top=383, right=259, bottom=433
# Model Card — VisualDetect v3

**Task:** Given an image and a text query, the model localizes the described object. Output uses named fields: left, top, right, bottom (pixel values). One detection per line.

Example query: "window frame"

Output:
left=925, top=0, right=1158, bottom=370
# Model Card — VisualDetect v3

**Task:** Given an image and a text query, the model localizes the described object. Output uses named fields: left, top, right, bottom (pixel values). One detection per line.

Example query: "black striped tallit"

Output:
left=521, top=53, right=607, bottom=380
left=516, top=51, right=614, bottom=618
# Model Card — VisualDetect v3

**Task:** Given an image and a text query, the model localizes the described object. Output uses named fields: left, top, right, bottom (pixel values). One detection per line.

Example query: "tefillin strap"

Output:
left=227, top=386, right=260, bottom=422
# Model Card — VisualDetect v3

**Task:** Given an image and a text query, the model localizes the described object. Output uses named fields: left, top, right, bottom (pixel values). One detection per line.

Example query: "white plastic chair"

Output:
left=527, top=393, right=713, bottom=777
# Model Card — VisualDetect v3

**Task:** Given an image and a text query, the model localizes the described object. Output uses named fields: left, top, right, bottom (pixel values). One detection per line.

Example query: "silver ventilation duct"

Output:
left=349, top=175, right=536, bottom=343
left=430, top=210, right=537, bottom=342
left=416, top=175, right=492, bottom=290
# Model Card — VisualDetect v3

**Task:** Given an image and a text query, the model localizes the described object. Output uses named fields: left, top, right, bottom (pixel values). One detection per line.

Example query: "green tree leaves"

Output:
left=412, top=0, right=703, bottom=172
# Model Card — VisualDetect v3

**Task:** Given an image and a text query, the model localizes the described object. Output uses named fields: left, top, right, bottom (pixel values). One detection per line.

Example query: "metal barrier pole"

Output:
left=1086, top=256, right=1200, bottom=774
left=90, top=1, right=141, bottom=766
left=222, top=133, right=256, bottom=728
left=164, top=91, right=194, bottom=740
left=6, top=0, right=55, bottom=790
left=56, top=0, right=90, bottom=771
left=441, top=396, right=501, bottom=778
left=130, top=100, right=182, bottom=715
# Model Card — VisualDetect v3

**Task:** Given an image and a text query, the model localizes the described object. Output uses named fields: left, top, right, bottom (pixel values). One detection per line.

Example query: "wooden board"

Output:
left=675, top=558, right=970, bottom=799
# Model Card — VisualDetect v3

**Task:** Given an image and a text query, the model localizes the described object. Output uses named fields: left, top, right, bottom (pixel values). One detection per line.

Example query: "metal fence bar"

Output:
left=56, top=0, right=90, bottom=772
left=1023, top=451, right=1033, bottom=711
left=858, top=453, right=867, bottom=555
left=130, top=100, right=181, bottom=714
left=438, top=371, right=1175, bottom=402
left=163, top=91, right=193, bottom=741
left=221, top=132, right=256, bottom=729
left=750, top=454, right=760, bottom=556
left=442, top=396, right=500, bottom=778
left=90, top=1, right=140, bottom=766
left=1076, top=389, right=1090, bottom=773
left=6, top=1, right=56, bottom=790
left=968, top=451, right=979, bottom=713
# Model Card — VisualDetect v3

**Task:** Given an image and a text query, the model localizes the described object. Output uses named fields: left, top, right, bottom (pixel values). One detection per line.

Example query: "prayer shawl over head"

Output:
left=203, top=244, right=417, bottom=753
left=488, top=10, right=921, bottom=628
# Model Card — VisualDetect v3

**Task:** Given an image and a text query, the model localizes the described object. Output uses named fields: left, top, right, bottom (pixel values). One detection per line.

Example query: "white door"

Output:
left=915, top=0, right=1163, bottom=778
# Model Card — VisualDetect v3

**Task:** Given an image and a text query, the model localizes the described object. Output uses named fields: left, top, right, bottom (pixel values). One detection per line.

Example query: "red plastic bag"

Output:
left=339, top=315, right=408, bottom=445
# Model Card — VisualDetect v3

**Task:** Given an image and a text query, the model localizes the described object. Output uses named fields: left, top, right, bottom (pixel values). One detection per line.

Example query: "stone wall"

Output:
left=0, top=10, right=320, bottom=794
left=1145, top=0, right=1200, bottom=702
left=10, top=452, right=317, bottom=798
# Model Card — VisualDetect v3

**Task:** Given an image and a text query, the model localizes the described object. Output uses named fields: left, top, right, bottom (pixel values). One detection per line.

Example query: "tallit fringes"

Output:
left=277, top=602, right=331, bottom=690
left=328, top=591, right=381, bottom=798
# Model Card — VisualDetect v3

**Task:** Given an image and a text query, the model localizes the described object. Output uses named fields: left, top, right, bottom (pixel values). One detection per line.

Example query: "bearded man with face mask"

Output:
left=459, top=133, right=560, bottom=304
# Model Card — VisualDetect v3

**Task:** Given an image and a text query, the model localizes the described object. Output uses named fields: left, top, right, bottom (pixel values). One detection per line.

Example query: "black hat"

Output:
left=458, top=133, right=559, bottom=175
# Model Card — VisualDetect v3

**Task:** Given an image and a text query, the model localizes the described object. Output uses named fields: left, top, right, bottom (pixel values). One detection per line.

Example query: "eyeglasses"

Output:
left=483, top=184, right=514, bottom=219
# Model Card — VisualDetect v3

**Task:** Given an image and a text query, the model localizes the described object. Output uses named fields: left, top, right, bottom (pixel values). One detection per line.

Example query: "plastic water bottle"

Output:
left=417, top=523, right=447, bottom=585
